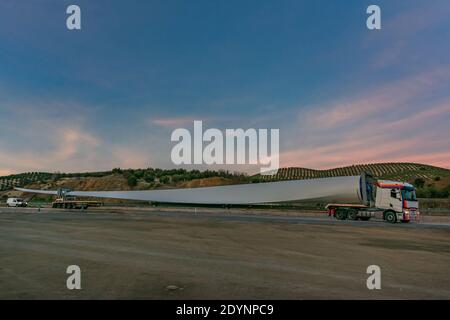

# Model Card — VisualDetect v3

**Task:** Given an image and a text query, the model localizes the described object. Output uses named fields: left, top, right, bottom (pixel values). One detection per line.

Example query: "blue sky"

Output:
left=1, top=0, right=450, bottom=175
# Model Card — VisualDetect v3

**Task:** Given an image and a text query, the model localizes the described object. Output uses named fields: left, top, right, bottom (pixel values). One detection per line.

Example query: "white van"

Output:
left=6, top=198, right=28, bottom=207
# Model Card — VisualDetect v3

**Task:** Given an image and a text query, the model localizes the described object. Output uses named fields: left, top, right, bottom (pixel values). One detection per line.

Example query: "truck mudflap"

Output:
left=327, top=207, right=336, bottom=217
left=401, top=211, right=410, bottom=222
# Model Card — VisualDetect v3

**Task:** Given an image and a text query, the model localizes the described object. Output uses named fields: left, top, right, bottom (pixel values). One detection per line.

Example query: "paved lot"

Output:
left=1, top=207, right=450, bottom=299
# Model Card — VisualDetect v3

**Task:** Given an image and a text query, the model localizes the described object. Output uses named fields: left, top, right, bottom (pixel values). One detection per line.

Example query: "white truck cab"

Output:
left=6, top=198, right=28, bottom=207
left=326, top=174, right=420, bottom=223
left=375, top=180, right=419, bottom=223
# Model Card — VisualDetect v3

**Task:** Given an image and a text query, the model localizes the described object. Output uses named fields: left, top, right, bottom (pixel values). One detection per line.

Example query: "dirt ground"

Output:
left=0, top=207, right=449, bottom=299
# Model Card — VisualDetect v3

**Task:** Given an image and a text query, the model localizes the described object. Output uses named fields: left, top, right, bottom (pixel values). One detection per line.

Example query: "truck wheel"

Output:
left=335, top=209, right=347, bottom=220
left=347, top=209, right=358, bottom=220
left=384, top=211, right=397, bottom=224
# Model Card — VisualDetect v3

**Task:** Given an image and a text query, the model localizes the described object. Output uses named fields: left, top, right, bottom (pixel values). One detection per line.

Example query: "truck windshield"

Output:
left=401, top=189, right=417, bottom=201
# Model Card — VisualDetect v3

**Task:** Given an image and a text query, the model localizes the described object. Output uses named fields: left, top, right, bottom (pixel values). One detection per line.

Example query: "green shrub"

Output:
left=413, top=178, right=425, bottom=188
left=159, top=176, right=170, bottom=184
left=127, top=175, right=138, bottom=187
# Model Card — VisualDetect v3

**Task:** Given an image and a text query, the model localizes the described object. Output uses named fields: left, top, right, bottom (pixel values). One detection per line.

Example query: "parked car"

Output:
left=6, top=198, right=28, bottom=207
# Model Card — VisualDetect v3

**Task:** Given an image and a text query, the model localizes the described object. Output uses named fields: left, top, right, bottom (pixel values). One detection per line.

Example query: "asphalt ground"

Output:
left=1, top=207, right=449, bottom=299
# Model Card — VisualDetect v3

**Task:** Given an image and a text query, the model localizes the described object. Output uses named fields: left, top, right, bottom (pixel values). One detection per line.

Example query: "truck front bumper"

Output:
left=402, top=209, right=420, bottom=222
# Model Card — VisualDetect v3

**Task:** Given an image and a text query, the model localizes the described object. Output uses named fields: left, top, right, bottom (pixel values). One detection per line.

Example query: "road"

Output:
left=1, top=207, right=450, bottom=299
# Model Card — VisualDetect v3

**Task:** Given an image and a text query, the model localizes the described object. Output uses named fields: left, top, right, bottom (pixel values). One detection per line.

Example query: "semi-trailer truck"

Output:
left=326, top=173, right=419, bottom=223
left=15, top=172, right=420, bottom=223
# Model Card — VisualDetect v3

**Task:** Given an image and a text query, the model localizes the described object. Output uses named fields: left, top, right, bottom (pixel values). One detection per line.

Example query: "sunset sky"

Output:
left=1, top=0, right=450, bottom=175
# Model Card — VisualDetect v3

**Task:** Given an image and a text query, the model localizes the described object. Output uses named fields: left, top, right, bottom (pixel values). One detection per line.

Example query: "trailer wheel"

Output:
left=335, top=208, right=347, bottom=220
left=347, top=209, right=358, bottom=220
left=384, top=211, right=397, bottom=224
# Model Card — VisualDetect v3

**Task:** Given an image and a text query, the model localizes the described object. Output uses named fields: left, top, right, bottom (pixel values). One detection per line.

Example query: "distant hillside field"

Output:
left=254, top=163, right=450, bottom=198
left=257, top=163, right=449, bottom=182
left=0, top=168, right=247, bottom=201
left=1, top=163, right=450, bottom=199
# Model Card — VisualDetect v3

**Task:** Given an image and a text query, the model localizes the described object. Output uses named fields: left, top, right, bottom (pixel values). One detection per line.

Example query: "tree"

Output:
left=127, top=175, right=138, bottom=187
left=413, top=178, right=425, bottom=188
left=144, top=173, right=156, bottom=183
left=159, top=176, right=170, bottom=184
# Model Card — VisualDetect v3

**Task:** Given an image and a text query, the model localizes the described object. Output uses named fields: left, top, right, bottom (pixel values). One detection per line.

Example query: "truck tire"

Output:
left=335, top=208, right=347, bottom=220
left=347, top=209, right=358, bottom=220
left=384, top=211, right=397, bottom=224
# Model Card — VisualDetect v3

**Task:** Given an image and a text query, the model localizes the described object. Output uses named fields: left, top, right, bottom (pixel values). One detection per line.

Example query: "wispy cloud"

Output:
left=0, top=101, right=154, bottom=174
left=306, top=67, right=450, bottom=127
left=151, top=117, right=198, bottom=127
left=366, top=1, right=450, bottom=69
left=280, top=67, right=450, bottom=169
left=1, top=1, right=450, bottom=175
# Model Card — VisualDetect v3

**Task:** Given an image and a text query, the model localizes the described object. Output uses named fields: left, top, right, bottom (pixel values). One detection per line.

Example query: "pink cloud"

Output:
left=307, top=68, right=450, bottom=127
left=0, top=124, right=154, bottom=174
left=54, top=128, right=101, bottom=161
left=283, top=67, right=450, bottom=170
left=280, top=113, right=450, bottom=170
left=280, top=135, right=429, bottom=169
left=0, top=169, right=13, bottom=176
left=111, top=146, right=151, bottom=169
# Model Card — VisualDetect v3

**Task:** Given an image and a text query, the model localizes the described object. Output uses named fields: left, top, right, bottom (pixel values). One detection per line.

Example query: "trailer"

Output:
left=51, top=188, right=102, bottom=210
left=52, top=198, right=102, bottom=209
left=15, top=172, right=420, bottom=222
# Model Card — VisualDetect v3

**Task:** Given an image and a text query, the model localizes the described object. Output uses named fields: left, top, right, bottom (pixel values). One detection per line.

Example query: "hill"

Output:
left=0, top=168, right=247, bottom=200
left=255, top=163, right=449, bottom=182
left=1, top=163, right=449, bottom=199
left=253, top=163, right=450, bottom=198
